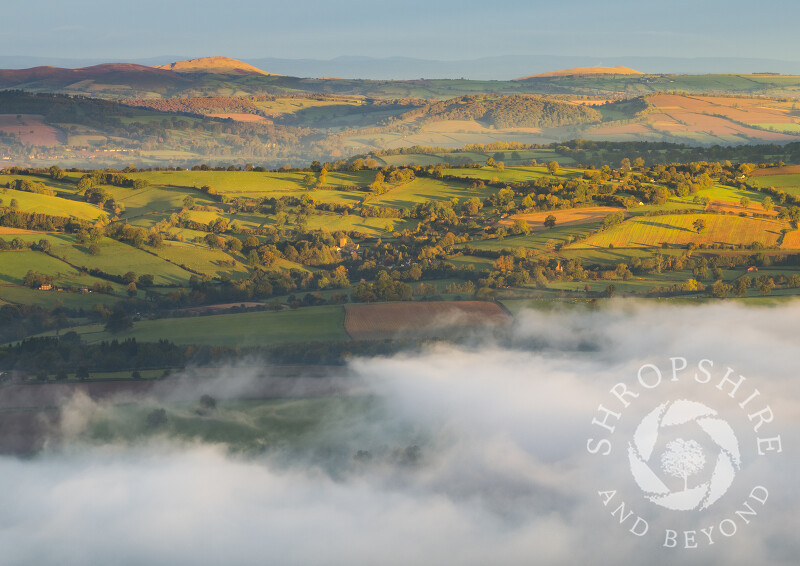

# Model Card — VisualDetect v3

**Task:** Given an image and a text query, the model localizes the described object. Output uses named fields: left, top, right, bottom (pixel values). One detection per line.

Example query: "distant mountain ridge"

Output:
left=3, top=54, right=800, bottom=80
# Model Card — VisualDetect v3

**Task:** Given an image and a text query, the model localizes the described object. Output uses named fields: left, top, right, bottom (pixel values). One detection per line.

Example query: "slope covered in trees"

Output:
left=397, top=95, right=602, bottom=129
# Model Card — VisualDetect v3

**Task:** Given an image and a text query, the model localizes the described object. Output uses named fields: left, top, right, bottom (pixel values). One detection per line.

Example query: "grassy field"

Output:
left=366, top=177, right=497, bottom=208
left=45, top=305, right=349, bottom=346
left=448, top=165, right=581, bottom=183
left=471, top=222, right=602, bottom=253
left=153, top=241, right=250, bottom=279
left=751, top=173, right=800, bottom=197
left=83, top=396, right=380, bottom=453
left=0, top=249, right=127, bottom=307
left=0, top=188, right=107, bottom=221
left=5, top=232, right=195, bottom=285
left=570, top=213, right=787, bottom=249
left=131, top=170, right=374, bottom=194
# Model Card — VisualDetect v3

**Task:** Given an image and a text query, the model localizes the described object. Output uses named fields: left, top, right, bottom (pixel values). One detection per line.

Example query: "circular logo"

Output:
left=628, top=399, right=741, bottom=511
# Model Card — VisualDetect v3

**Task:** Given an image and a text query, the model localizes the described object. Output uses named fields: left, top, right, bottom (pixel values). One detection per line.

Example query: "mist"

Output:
left=0, top=300, right=797, bottom=565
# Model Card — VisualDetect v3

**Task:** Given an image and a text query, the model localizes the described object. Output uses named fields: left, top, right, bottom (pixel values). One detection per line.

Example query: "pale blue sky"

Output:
left=4, top=0, right=799, bottom=61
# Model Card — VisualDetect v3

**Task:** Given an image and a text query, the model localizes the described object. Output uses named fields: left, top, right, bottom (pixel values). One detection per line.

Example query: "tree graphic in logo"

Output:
left=660, top=439, right=706, bottom=492
left=628, top=400, right=741, bottom=511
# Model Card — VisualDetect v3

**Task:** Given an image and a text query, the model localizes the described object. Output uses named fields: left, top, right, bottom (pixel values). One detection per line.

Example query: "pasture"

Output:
left=499, top=206, right=623, bottom=231
left=50, top=305, right=348, bottom=346
left=570, top=214, right=787, bottom=249
left=365, top=177, right=497, bottom=208
left=0, top=188, right=107, bottom=222
left=5, top=232, right=194, bottom=285
left=750, top=167, right=800, bottom=197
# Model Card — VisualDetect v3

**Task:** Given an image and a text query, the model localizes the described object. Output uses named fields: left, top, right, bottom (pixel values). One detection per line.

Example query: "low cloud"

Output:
left=0, top=300, right=797, bottom=565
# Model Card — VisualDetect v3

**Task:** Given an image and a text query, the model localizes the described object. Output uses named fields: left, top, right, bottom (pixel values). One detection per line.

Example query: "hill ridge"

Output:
left=515, top=66, right=644, bottom=80
left=155, top=56, right=274, bottom=76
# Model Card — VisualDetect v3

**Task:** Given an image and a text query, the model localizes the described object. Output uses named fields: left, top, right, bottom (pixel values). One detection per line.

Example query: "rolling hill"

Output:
left=515, top=66, right=644, bottom=80
left=155, top=56, right=274, bottom=76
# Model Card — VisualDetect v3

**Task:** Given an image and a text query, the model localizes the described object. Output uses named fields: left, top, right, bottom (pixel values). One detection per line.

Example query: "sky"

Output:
left=3, top=0, right=800, bottom=62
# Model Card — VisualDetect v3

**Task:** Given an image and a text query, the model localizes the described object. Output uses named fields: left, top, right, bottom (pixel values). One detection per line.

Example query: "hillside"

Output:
left=393, top=95, right=602, bottom=129
left=155, top=56, right=273, bottom=76
left=516, top=66, right=644, bottom=80
left=3, top=154, right=800, bottom=372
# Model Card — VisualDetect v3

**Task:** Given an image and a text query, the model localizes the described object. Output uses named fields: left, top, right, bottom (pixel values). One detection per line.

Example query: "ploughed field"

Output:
left=344, top=301, right=512, bottom=340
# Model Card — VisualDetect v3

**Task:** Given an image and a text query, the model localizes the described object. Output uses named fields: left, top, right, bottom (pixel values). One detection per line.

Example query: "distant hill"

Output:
left=515, top=66, right=644, bottom=80
left=396, top=95, right=602, bottom=129
left=155, top=56, right=273, bottom=76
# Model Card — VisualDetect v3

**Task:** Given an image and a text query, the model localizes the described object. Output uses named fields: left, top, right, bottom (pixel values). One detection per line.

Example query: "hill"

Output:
left=515, top=66, right=645, bottom=80
left=394, top=94, right=602, bottom=129
left=155, top=56, right=273, bottom=76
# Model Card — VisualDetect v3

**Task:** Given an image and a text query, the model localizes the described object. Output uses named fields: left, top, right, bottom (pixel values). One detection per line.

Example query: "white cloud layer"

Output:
left=0, top=300, right=797, bottom=565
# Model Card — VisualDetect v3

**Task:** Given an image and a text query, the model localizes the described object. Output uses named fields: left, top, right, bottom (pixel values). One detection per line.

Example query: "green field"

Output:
left=82, top=396, right=381, bottom=453
left=44, top=305, right=349, bottom=346
left=131, top=170, right=374, bottom=195
left=367, top=177, right=497, bottom=208
left=752, top=173, right=800, bottom=196
left=447, top=165, right=581, bottom=183
left=471, top=222, right=602, bottom=253
left=0, top=188, right=107, bottom=221
left=5, top=232, right=195, bottom=285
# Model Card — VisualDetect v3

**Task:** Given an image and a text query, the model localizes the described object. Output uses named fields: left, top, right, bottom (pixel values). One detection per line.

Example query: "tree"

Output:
left=692, top=218, right=706, bottom=233
left=510, top=218, right=530, bottom=235
left=485, top=157, right=495, bottom=167
left=88, top=243, right=101, bottom=256
left=227, top=237, right=243, bottom=253
left=106, top=309, right=133, bottom=333
left=126, top=282, right=138, bottom=297
left=762, top=196, right=773, bottom=212
left=544, top=214, right=557, bottom=229
left=547, top=161, right=559, bottom=175
left=740, top=196, right=751, bottom=209
left=660, top=438, right=706, bottom=491
left=122, top=271, right=137, bottom=284
left=183, top=195, right=195, bottom=209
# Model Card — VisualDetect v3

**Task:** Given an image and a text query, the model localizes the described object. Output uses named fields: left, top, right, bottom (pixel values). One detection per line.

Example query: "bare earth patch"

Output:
left=344, top=301, right=511, bottom=340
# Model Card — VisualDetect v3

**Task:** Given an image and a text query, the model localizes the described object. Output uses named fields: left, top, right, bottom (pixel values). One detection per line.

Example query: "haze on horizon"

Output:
left=4, top=0, right=800, bottom=63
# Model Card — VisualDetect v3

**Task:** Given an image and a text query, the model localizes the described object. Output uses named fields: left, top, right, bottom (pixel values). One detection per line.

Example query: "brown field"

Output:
left=645, top=95, right=799, bottom=141
left=344, top=301, right=511, bottom=340
left=208, top=112, right=269, bottom=122
left=0, top=114, right=65, bottom=145
left=780, top=230, right=800, bottom=249
left=499, top=206, right=623, bottom=231
left=706, top=200, right=777, bottom=216
left=751, top=165, right=800, bottom=177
